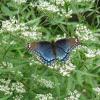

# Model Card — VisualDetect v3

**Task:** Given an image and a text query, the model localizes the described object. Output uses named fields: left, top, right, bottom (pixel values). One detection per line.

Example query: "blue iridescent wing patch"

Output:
left=27, top=41, right=55, bottom=65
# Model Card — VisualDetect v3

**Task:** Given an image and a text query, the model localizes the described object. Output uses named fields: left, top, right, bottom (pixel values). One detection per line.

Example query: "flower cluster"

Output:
left=59, top=61, right=76, bottom=76
left=0, top=79, right=25, bottom=95
left=11, top=82, right=26, bottom=93
left=2, top=17, right=28, bottom=32
left=0, top=79, right=11, bottom=95
left=30, top=1, right=59, bottom=13
left=1, top=16, right=42, bottom=39
left=93, top=87, right=100, bottom=95
left=76, top=24, right=96, bottom=41
left=30, top=0, right=72, bottom=18
left=32, top=74, right=54, bottom=89
left=48, top=60, right=76, bottom=77
left=54, top=0, right=65, bottom=6
left=35, top=93, right=54, bottom=100
left=78, top=45, right=100, bottom=58
left=13, top=0, right=27, bottom=4
left=65, top=90, right=81, bottom=100
left=22, top=31, right=42, bottom=39
left=2, top=61, right=13, bottom=68
left=85, top=48, right=100, bottom=58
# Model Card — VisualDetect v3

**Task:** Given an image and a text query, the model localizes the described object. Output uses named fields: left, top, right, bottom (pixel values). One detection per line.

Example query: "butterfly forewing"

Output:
left=28, top=41, right=55, bottom=65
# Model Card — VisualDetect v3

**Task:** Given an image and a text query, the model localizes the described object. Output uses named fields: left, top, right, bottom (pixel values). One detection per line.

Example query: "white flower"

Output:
left=48, top=60, right=76, bottom=76
left=55, top=0, right=65, bottom=6
left=13, top=95, right=23, bottom=100
left=0, top=79, right=26, bottom=95
left=76, top=24, right=96, bottom=41
left=2, top=17, right=28, bottom=32
left=78, top=45, right=100, bottom=58
left=65, top=90, right=81, bottom=100
left=93, top=87, right=100, bottom=95
left=2, top=61, right=13, bottom=68
left=14, top=0, right=27, bottom=4
left=59, top=61, right=76, bottom=76
left=35, top=93, right=54, bottom=100
left=85, top=49, right=100, bottom=58
left=30, top=0, right=70, bottom=17
left=31, top=74, right=54, bottom=88
left=22, top=31, right=42, bottom=39
left=30, top=1, right=59, bottom=13
left=0, top=79, right=11, bottom=95
left=39, top=78, right=54, bottom=88
left=11, top=82, right=26, bottom=93
left=0, top=85, right=12, bottom=95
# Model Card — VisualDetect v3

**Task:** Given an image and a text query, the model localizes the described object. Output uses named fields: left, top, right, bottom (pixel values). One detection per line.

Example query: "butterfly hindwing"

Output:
left=55, top=46, right=70, bottom=62
left=28, top=41, right=55, bottom=65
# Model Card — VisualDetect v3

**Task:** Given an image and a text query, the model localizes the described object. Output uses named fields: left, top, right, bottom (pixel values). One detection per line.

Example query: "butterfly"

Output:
left=27, top=38, right=80, bottom=65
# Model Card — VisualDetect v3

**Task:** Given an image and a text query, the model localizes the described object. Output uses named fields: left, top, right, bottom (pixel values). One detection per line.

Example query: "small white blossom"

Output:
left=0, top=79, right=11, bottom=95
left=22, top=31, right=42, bottom=39
left=32, top=74, right=54, bottom=88
left=0, top=79, right=26, bottom=96
left=85, top=49, right=100, bottom=58
left=11, top=82, right=26, bottom=93
left=48, top=60, right=76, bottom=76
left=78, top=45, right=100, bottom=58
left=65, top=90, right=81, bottom=100
left=0, top=85, right=12, bottom=95
left=39, top=78, right=54, bottom=88
left=85, top=49, right=96, bottom=58
left=30, top=1, right=59, bottom=13
left=13, top=95, right=23, bottom=100
left=17, top=71, right=23, bottom=77
left=2, top=17, right=28, bottom=32
left=55, top=0, right=65, bottom=6
left=30, top=0, right=71, bottom=17
left=93, top=87, right=100, bottom=95
left=35, top=93, right=54, bottom=100
left=14, top=0, right=27, bottom=4
left=59, top=61, right=76, bottom=76
left=2, top=61, right=13, bottom=68
left=76, top=24, right=96, bottom=41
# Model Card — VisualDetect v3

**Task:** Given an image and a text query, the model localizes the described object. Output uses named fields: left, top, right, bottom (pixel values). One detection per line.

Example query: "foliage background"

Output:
left=0, top=0, right=100, bottom=100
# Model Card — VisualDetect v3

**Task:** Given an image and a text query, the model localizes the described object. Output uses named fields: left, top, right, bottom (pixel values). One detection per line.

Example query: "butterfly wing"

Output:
left=55, top=47, right=70, bottom=62
left=27, top=41, right=55, bottom=65
left=55, top=38, right=79, bottom=61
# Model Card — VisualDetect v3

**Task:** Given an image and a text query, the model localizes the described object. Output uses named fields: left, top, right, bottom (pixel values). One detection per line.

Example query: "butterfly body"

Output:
left=27, top=38, right=80, bottom=65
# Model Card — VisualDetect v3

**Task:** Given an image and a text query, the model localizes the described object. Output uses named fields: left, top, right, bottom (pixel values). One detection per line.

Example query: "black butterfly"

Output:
left=27, top=38, right=80, bottom=65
